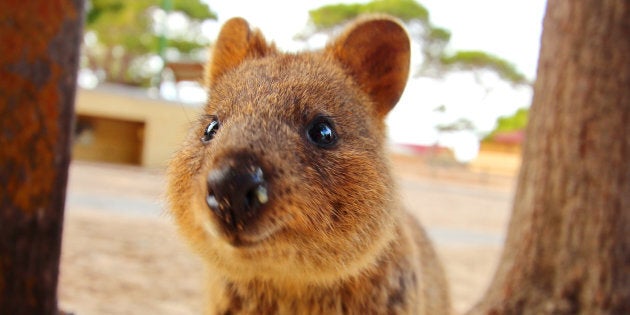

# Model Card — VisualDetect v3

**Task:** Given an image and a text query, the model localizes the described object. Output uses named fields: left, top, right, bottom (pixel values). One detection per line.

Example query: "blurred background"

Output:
left=74, top=0, right=544, bottom=169
left=62, top=0, right=546, bottom=314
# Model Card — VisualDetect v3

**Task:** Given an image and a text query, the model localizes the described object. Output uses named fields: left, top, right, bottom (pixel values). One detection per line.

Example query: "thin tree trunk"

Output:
left=0, top=1, right=83, bottom=313
left=469, top=0, right=630, bottom=314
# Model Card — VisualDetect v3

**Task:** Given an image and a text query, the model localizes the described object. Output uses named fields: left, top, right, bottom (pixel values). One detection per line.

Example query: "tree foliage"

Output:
left=440, top=51, right=528, bottom=85
left=496, top=107, right=528, bottom=133
left=307, top=0, right=528, bottom=86
left=309, top=0, right=428, bottom=29
left=84, top=0, right=216, bottom=85
left=483, top=107, right=529, bottom=140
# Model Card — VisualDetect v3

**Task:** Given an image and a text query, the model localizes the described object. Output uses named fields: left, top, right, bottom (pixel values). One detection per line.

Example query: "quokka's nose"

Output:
left=206, top=165, right=268, bottom=230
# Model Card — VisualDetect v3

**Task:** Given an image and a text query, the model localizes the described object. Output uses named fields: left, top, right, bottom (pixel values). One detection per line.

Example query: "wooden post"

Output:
left=0, top=1, right=83, bottom=313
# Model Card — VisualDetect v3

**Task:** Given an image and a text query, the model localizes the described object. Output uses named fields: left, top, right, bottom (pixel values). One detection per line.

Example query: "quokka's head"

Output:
left=168, top=15, right=410, bottom=286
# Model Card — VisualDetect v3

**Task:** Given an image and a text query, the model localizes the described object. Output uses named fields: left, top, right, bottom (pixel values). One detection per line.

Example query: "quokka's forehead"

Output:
left=208, top=53, right=367, bottom=120
left=216, top=54, right=351, bottom=94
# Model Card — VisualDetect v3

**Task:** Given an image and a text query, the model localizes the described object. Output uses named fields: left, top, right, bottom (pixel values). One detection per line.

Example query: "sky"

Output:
left=200, top=0, right=548, bottom=161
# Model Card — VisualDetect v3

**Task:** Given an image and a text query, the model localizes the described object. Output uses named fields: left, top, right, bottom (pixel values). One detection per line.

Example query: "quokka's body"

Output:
left=167, top=15, right=451, bottom=314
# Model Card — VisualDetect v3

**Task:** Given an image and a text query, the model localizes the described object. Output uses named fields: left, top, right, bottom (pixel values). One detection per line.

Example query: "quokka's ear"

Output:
left=206, top=17, right=275, bottom=86
left=326, top=16, right=410, bottom=118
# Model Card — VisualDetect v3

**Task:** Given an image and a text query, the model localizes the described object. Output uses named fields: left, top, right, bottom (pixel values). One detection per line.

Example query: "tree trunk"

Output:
left=0, top=1, right=83, bottom=314
left=469, top=1, right=630, bottom=314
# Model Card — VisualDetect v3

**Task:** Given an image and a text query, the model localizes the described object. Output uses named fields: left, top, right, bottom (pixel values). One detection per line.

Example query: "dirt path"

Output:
left=59, top=157, right=516, bottom=314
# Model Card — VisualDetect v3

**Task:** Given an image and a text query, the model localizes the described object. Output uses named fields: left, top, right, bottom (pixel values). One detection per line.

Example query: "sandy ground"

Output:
left=58, top=155, right=517, bottom=314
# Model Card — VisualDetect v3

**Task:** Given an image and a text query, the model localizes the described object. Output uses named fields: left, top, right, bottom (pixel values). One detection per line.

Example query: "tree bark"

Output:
left=469, top=0, right=630, bottom=314
left=0, top=1, right=83, bottom=314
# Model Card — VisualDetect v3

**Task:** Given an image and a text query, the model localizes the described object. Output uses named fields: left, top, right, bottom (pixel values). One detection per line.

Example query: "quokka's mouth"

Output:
left=203, top=195, right=294, bottom=249
left=218, top=217, right=286, bottom=248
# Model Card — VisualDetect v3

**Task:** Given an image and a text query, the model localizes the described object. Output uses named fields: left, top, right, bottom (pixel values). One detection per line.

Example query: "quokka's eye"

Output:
left=201, top=116, right=220, bottom=144
left=306, top=116, right=338, bottom=148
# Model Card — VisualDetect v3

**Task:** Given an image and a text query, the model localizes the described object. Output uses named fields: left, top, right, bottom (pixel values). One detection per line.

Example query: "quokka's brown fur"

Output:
left=167, top=15, right=451, bottom=314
